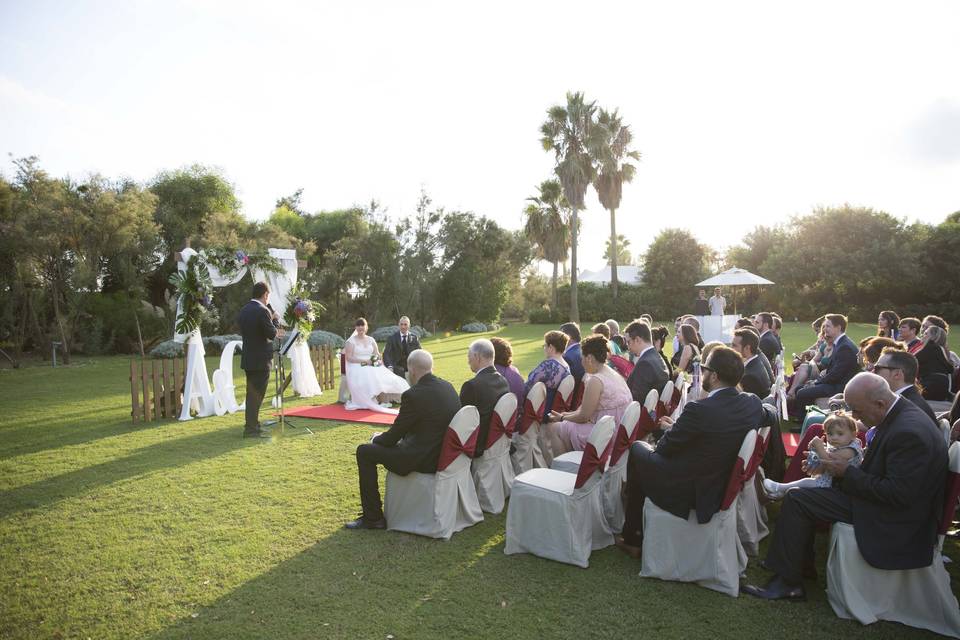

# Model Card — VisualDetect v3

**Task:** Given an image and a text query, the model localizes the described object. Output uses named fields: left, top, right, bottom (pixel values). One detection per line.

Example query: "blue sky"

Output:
left=2, top=0, right=959, bottom=270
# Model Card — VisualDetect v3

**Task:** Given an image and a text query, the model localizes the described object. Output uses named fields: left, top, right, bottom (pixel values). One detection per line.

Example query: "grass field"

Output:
left=1, top=322, right=956, bottom=639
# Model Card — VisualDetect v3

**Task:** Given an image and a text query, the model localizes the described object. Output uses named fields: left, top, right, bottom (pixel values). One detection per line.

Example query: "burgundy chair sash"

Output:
left=437, top=425, right=479, bottom=471
left=671, top=385, right=682, bottom=408
left=655, top=400, right=668, bottom=421
left=632, top=408, right=656, bottom=442
left=940, top=471, right=960, bottom=536
left=609, top=424, right=633, bottom=467
left=608, top=355, right=634, bottom=378
left=518, top=397, right=545, bottom=435
left=552, top=391, right=570, bottom=414
left=720, top=455, right=749, bottom=510
left=745, top=432, right=767, bottom=479
left=485, top=411, right=517, bottom=449
left=571, top=382, right=584, bottom=411
left=574, top=440, right=613, bottom=489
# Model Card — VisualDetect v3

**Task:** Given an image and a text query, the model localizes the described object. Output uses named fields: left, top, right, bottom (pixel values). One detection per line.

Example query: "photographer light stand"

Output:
left=262, top=329, right=313, bottom=436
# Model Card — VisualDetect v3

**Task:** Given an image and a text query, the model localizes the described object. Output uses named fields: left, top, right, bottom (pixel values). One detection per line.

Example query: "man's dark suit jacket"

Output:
left=372, top=373, right=461, bottom=475
left=899, top=384, right=938, bottom=428
left=741, top=355, right=772, bottom=398
left=382, top=331, right=421, bottom=373
left=842, top=398, right=947, bottom=570
left=627, top=346, right=670, bottom=404
left=759, top=330, right=781, bottom=365
left=815, top=333, right=859, bottom=387
left=460, top=366, right=510, bottom=457
left=238, top=300, right=277, bottom=371
left=637, top=387, right=774, bottom=523
left=759, top=352, right=774, bottom=381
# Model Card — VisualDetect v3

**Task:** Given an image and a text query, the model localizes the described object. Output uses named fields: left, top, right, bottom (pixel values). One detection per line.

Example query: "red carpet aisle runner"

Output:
left=782, top=432, right=801, bottom=457
left=283, top=403, right=397, bottom=425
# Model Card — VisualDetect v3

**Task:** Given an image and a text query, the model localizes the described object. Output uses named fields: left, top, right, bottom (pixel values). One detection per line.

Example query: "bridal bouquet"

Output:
left=369, top=354, right=381, bottom=367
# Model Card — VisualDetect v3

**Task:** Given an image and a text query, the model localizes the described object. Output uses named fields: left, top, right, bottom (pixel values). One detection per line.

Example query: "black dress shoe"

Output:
left=742, top=575, right=806, bottom=601
left=243, top=429, right=270, bottom=438
left=344, top=516, right=386, bottom=530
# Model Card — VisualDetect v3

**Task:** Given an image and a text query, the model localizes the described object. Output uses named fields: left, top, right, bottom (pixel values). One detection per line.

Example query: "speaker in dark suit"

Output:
left=382, top=318, right=422, bottom=380
left=620, top=346, right=777, bottom=547
left=749, top=374, right=948, bottom=598
left=237, top=283, right=278, bottom=436
left=350, top=355, right=461, bottom=528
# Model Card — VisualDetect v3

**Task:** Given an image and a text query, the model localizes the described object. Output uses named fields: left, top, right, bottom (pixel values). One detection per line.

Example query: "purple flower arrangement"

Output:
left=235, top=250, right=250, bottom=265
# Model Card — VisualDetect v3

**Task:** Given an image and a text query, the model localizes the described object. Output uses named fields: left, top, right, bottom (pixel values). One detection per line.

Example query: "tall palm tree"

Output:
left=540, top=91, right=603, bottom=323
left=524, top=179, right=571, bottom=310
left=593, top=108, right=640, bottom=299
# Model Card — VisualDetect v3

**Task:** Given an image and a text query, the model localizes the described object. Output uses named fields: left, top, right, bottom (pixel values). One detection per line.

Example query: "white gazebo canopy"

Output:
left=695, top=267, right=774, bottom=287
left=578, top=266, right=642, bottom=284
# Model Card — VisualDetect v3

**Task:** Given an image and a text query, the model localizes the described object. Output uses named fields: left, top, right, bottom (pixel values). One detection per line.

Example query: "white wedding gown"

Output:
left=344, top=335, right=409, bottom=414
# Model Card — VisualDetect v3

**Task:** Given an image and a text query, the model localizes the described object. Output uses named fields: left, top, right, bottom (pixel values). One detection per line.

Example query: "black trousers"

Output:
left=764, top=487, right=852, bottom=585
left=621, top=441, right=656, bottom=547
left=356, top=443, right=416, bottom=521
left=244, top=369, right=271, bottom=432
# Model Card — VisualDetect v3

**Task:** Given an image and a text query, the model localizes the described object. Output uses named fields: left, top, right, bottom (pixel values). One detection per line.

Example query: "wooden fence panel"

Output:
left=128, top=356, right=187, bottom=423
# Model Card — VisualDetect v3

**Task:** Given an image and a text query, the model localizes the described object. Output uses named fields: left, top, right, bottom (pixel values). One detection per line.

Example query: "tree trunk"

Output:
left=609, top=207, right=619, bottom=299
left=551, top=260, right=559, bottom=311
left=570, top=208, right=580, bottom=323
left=51, top=291, right=71, bottom=364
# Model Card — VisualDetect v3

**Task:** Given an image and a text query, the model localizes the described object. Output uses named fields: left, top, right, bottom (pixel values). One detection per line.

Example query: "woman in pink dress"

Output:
left=544, top=334, right=633, bottom=454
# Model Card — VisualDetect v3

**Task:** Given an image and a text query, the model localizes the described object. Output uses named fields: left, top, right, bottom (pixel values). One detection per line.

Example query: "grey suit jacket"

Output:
left=627, top=346, right=670, bottom=404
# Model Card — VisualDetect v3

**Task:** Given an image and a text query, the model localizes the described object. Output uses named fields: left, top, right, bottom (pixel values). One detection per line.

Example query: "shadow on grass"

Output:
left=0, top=413, right=168, bottom=462
left=0, top=426, right=257, bottom=519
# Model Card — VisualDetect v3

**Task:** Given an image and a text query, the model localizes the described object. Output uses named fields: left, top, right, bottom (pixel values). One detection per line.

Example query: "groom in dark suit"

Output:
left=459, top=339, right=509, bottom=457
left=347, top=349, right=461, bottom=529
left=237, top=281, right=280, bottom=438
left=382, top=316, right=421, bottom=381
left=617, top=346, right=777, bottom=554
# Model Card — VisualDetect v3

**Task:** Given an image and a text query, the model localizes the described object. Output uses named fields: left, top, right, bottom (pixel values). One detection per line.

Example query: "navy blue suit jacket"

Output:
left=816, top=334, right=859, bottom=387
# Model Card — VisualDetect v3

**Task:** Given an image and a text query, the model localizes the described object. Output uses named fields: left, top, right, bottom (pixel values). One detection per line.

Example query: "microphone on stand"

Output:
left=266, top=303, right=282, bottom=328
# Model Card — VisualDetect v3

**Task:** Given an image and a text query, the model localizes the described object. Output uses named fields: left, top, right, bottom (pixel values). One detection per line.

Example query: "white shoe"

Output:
left=763, top=478, right=785, bottom=500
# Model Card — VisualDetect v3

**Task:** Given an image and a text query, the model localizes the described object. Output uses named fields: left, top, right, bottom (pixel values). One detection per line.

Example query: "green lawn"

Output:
left=0, top=322, right=955, bottom=639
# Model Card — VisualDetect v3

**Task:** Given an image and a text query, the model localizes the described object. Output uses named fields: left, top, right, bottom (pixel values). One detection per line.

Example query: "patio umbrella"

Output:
left=695, top=267, right=774, bottom=314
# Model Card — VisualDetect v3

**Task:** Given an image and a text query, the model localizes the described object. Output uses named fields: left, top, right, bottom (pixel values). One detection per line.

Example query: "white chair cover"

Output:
left=511, top=382, right=547, bottom=474
left=671, top=374, right=687, bottom=420
left=826, top=441, right=960, bottom=637
left=504, top=416, right=616, bottom=568
left=640, top=429, right=757, bottom=597
left=826, top=524, right=960, bottom=637
left=471, top=393, right=518, bottom=514
left=737, top=427, right=771, bottom=556
left=657, top=380, right=675, bottom=420
left=541, top=375, right=575, bottom=466
left=941, top=419, right=953, bottom=446
left=385, top=406, right=484, bottom=540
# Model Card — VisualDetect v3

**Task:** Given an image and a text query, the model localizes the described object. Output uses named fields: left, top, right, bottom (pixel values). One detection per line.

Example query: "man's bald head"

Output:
left=406, top=349, right=433, bottom=384
left=843, top=372, right=896, bottom=427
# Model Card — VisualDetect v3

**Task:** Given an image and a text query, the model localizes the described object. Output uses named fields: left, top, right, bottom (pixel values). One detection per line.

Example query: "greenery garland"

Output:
left=169, top=255, right=214, bottom=335
left=204, top=247, right=284, bottom=279
left=283, top=282, right=325, bottom=343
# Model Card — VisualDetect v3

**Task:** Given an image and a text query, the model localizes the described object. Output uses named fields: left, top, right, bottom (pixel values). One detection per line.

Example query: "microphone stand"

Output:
left=262, top=328, right=313, bottom=437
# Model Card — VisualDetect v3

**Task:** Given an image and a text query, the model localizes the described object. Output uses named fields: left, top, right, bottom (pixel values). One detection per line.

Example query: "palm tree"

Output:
left=540, top=92, right=603, bottom=322
left=593, top=108, right=640, bottom=299
left=524, top=179, right=571, bottom=310
left=603, top=233, right=632, bottom=266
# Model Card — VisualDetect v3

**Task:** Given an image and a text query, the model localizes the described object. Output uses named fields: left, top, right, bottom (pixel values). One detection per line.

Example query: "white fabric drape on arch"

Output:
left=172, top=247, right=320, bottom=422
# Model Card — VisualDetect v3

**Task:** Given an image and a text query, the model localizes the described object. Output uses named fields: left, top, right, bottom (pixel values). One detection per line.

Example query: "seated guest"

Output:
left=604, top=319, right=624, bottom=355
left=917, top=325, right=954, bottom=401
left=672, top=316, right=683, bottom=354
left=650, top=325, right=675, bottom=380
left=899, top=317, right=924, bottom=354
left=591, top=322, right=622, bottom=358
left=524, top=330, right=571, bottom=412
left=733, top=328, right=772, bottom=398
left=772, top=314, right=784, bottom=354
left=625, top=320, right=670, bottom=405
left=754, top=312, right=782, bottom=364
left=788, top=319, right=831, bottom=400
left=544, top=335, right=633, bottom=455
left=922, top=315, right=949, bottom=333
left=640, top=314, right=654, bottom=326
left=745, top=373, right=948, bottom=601
left=491, top=337, right=525, bottom=420
left=682, top=316, right=705, bottom=349
left=559, top=322, right=585, bottom=391
left=877, top=309, right=900, bottom=340
left=347, top=349, right=460, bottom=530
left=735, top=317, right=754, bottom=330
left=861, top=336, right=901, bottom=369
left=700, top=340, right=725, bottom=364
left=873, top=347, right=937, bottom=425
left=794, top=314, right=859, bottom=410
left=460, top=339, right=510, bottom=457
left=616, top=346, right=778, bottom=555
left=675, top=324, right=702, bottom=374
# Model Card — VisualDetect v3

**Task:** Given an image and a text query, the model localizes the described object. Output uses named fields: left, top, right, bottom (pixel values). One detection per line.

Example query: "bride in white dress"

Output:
left=343, top=318, right=410, bottom=415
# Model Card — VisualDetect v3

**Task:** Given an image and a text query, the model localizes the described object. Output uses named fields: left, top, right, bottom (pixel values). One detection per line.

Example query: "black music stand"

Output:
left=263, top=328, right=313, bottom=436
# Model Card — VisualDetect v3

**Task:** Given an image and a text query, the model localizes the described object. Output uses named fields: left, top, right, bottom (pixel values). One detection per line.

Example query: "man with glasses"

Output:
left=616, top=346, right=776, bottom=557
left=873, top=347, right=938, bottom=425
left=624, top=319, right=670, bottom=407
left=745, top=372, right=948, bottom=601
